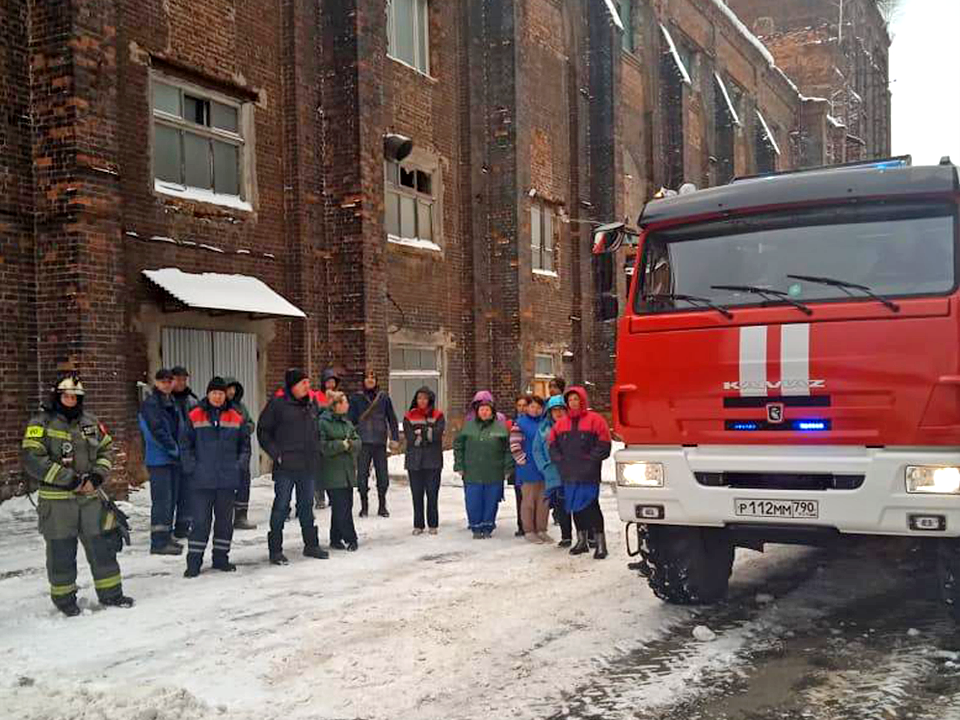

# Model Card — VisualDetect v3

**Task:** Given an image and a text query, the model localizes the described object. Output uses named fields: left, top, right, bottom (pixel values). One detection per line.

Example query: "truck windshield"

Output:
left=634, top=203, right=957, bottom=315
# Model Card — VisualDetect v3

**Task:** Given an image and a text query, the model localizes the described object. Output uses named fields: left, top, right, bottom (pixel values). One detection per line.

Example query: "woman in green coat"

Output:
left=453, top=395, right=514, bottom=539
left=319, top=391, right=361, bottom=551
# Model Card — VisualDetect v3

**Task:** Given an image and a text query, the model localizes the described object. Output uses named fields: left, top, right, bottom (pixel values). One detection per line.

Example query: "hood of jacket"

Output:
left=407, top=385, right=437, bottom=413
left=224, top=376, right=245, bottom=403
left=320, top=368, right=340, bottom=389
left=563, top=386, right=590, bottom=419
left=471, top=390, right=494, bottom=409
left=541, top=395, right=565, bottom=428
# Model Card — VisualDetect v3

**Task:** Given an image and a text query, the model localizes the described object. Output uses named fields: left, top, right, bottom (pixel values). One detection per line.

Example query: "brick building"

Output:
left=0, top=0, right=888, bottom=498
left=726, top=0, right=892, bottom=163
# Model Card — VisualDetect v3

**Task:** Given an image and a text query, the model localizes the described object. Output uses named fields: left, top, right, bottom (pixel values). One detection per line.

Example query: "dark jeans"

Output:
left=270, top=468, right=316, bottom=543
left=188, top=489, right=235, bottom=562
left=174, top=471, right=193, bottom=535
left=513, top=483, right=524, bottom=533
left=550, top=490, right=573, bottom=541
left=357, top=444, right=389, bottom=496
left=409, top=468, right=441, bottom=529
left=149, top=465, right=178, bottom=549
left=235, top=467, right=252, bottom=512
left=572, top=499, right=605, bottom=534
left=328, top=488, right=358, bottom=545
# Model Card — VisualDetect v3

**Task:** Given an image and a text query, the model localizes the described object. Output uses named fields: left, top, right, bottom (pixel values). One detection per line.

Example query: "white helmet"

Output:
left=55, top=374, right=85, bottom=396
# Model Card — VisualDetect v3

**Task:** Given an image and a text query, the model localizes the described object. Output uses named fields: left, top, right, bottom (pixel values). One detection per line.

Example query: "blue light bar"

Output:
left=732, top=422, right=760, bottom=431
left=794, top=420, right=828, bottom=431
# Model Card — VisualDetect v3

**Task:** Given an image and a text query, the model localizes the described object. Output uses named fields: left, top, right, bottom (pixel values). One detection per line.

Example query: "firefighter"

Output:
left=21, top=373, right=134, bottom=616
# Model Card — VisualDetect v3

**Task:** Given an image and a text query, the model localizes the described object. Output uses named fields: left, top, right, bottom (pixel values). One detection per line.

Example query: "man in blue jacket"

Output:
left=139, top=368, right=184, bottom=555
left=348, top=370, right=399, bottom=518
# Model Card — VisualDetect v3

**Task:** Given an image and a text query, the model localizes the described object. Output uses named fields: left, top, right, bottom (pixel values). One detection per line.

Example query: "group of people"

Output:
left=20, top=362, right=610, bottom=617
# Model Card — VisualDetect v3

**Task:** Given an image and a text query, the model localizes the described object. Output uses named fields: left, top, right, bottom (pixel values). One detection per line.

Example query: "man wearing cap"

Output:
left=21, top=372, right=134, bottom=616
left=171, top=366, right=199, bottom=538
left=182, top=377, right=251, bottom=577
left=139, top=368, right=184, bottom=555
left=258, top=368, right=328, bottom=564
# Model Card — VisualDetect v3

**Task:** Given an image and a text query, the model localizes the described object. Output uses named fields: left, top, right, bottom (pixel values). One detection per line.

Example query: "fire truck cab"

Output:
left=598, top=158, right=960, bottom=614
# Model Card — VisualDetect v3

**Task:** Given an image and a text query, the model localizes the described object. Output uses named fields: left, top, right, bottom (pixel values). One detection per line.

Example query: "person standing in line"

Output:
left=348, top=370, right=399, bottom=518
left=454, top=395, right=513, bottom=539
left=508, top=395, right=527, bottom=538
left=183, top=377, right=251, bottom=577
left=22, top=373, right=134, bottom=615
left=312, top=368, right=339, bottom=509
left=139, top=368, right=184, bottom=555
left=548, top=377, right=567, bottom=398
left=258, top=369, right=328, bottom=565
left=549, top=386, right=611, bottom=559
left=533, top=395, right=572, bottom=547
left=403, top=386, right=445, bottom=536
left=170, top=366, right=199, bottom=539
left=511, top=395, right=551, bottom=544
left=225, top=378, right=257, bottom=530
left=319, top=390, right=360, bottom=551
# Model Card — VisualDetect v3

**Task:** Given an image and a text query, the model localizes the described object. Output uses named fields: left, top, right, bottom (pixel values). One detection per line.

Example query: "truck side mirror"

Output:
left=592, top=222, right=627, bottom=254
left=598, top=293, right=619, bottom=321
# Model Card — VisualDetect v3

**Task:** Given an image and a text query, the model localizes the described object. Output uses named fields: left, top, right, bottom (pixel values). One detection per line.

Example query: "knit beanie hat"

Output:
left=285, top=368, right=308, bottom=389
left=207, top=376, right=228, bottom=394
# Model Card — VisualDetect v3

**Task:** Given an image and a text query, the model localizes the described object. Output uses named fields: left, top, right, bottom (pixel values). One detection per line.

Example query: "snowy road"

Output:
left=2, top=463, right=960, bottom=719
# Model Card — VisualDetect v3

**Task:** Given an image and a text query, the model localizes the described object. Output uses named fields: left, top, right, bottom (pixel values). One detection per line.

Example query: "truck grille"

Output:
left=694, top=472, right=865, bottom=491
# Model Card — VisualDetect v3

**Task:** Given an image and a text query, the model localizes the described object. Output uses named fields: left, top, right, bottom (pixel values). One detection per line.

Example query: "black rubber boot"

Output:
left=359, top=493, right=369, bottom=518
left=57, top=599, right=81, bottom=617
left=302, top=526, right=329, bottom=559
left=268, top=531, right=288, bottom=565
left=377, top=491, right=389, bottom=518
left=101, top=594, right=135, bottom=608
left=593, top=533, right=608, bottom=560
left=569, top=531, right=590, bottom=555
left=212, top=554, right=237, bottom=572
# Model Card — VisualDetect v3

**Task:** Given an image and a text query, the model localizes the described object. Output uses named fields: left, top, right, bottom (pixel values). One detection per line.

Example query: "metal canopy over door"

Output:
left=160, top=327, right=261, bottom=477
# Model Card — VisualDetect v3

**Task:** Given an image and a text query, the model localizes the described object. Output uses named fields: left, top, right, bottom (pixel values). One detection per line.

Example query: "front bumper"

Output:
left=615, top=445, right=960, bottom=538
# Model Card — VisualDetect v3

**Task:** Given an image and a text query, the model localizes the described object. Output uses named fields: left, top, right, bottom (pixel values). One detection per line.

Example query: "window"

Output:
left=531, top=201, right=557, bottom=274
left=152, top=76, right=248, bottom=208
left=387, top=0, right=430, bottom=74
left=714, top=74, right=739, bottom=185
left=390, top=345, right=442, bottom=416
left=532, top=354, right=556, bottom=398
left=755, top=109, right=781, bottom=174
left=385, top=161, right=436, bottom=247
left=617, top=1, right=634, bottom=54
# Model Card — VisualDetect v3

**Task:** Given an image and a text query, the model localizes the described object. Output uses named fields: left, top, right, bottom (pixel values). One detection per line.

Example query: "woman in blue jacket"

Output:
left=533, top=395, right=572, bottom=547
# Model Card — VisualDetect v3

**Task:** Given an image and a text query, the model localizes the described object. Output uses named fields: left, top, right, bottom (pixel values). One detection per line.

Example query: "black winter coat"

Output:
left=403, top=386, right=445, bottom=471
left=348, top=388, right=400, bottom=445
left=184, top=400, right=252, bottom=490
left=257, top=388, right=321, bottom=473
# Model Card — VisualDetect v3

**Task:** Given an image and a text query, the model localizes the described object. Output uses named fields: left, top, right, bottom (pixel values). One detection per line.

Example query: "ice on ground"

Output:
left=692, top=625, right=718, bottom=642
left=756, top=593, right=775, bottom=604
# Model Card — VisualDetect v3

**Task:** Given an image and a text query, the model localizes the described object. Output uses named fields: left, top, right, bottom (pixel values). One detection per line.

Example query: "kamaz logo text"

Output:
left=724, top=379, right=826, bottom=391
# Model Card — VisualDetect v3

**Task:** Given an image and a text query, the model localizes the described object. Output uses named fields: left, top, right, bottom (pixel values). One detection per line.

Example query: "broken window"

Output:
left=386, top=161, right=437, bottom=245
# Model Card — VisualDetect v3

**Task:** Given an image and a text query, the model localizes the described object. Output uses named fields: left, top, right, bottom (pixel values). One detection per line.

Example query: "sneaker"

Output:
left=151, top=543, right=184, bottom=556
left=347, top=542, right=358, bottom=552
left=101, top=595, right=135, bottom=608
left=428, top=528, right=439, bottom=535
left=412, top=528, right=424, bottom=536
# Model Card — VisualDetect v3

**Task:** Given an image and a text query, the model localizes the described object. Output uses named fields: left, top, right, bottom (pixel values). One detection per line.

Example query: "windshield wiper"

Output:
left=786, top=274, right=900, bottom=313
left=711, top=285, right=813, bottom=316
left=643, top=293, right=734, bottom=319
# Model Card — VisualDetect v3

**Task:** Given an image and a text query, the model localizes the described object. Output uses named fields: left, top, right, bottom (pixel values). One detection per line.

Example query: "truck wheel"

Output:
left=637, top=525, right=734, bottom=605
left=937, top=540, right=960, bottom=621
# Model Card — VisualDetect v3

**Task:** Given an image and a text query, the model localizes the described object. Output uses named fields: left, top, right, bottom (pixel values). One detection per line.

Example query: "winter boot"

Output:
left=377, top=491, right=389, bottom=518
left=212, top=554, right=237, bottom=572
left=314, top=488, right=326, bottom=510
left=302, top=526, right=329, bottom=559
left=593, top=532, right=608, bottom=560
left=569, top=531, right=590, bottom=556
left=347, top=541, right=358, bottom=552
left=57, top=599, right=81, bottom=617
left=558, top=538, right=572, bottom=548
left=268, top=531, right=288, bottom=565
left=234, top=510, right=257, bottom=530
left=151, top=542, right=184, bottom=556
left=359, top=492, right=369, bottom=518
left=587, top=530, right=597, bottom=549
left=101, top=594, right=135, bottom=608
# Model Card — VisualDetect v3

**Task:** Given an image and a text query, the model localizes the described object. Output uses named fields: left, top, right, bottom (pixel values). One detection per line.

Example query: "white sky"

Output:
left=889, top=0, right=960, bottom=165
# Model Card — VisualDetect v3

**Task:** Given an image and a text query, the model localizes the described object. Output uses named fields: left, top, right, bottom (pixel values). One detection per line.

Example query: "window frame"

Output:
left=386, top=0, right=431, bottom=76
left=531, top=200, right=558, bottom=276
left=617, top=0, right=635, bottom=54
left=385, top=159, right=437, bottom=249
left=151, top=73, right=252, bottom=209
left=389, top=344, right=444, bottom=416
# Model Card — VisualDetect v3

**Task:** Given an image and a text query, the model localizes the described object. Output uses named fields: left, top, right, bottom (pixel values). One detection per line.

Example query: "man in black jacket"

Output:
left=171, top=366, right=199, bottom=538
left=257, top=368, right=328, bottom=564
left=348, top=370, right=399, bottom=517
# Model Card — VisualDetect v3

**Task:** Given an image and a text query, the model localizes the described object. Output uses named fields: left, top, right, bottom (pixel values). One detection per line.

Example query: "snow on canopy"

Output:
left=143, top=268, right=306, bottom=318
left=660, top=23, right=692, bottom=86
left=602, top=0, right=625, bottom=31
left=755, top=109, right=782, bottom=156
left=714, top=71, right=742, bottom=126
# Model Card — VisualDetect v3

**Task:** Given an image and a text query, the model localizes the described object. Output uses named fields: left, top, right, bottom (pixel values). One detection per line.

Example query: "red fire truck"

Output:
left=595, top=157, right=960, bottom=615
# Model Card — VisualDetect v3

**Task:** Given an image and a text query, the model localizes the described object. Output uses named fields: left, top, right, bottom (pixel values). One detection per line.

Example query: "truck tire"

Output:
left=637, top=525, right=734, bottom=605
left=937, top=540, right=960, bottom=622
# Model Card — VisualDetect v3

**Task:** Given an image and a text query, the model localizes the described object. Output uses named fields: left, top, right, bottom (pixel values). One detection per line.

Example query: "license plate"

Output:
left=734, top=498, right=819, bottom=519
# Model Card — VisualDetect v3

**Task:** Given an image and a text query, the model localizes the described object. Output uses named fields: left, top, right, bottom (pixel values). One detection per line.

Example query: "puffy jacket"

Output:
left=225, top=377, right=255, bottom=436
left=139, top=388, right=181, bottom=467
left=548, top=386, right=611, bottom=485
left=318, top=410, right=361, bottom=489
left=273, top=386, right=327, bottom=407
left=510, top=411, right=545, bottom=485
left=533, top=395, right=565, bottom=491
left=184, top=400, right=251, bottom=491
left=453, top=416, right=513, bottom=485
left=257, top=387, right=321, bottom=473
left=348, top=387, right=399, bottom=445
left=403, top=386, right=445, bottom=471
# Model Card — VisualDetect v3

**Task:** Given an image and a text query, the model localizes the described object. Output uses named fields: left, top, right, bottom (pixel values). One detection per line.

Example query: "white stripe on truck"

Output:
left=738, top=326, right=768, bottom=397
left=780, top=323, right=811, bottom=396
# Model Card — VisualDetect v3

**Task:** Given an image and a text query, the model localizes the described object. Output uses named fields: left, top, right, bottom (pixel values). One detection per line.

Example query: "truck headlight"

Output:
left=905, top=466, right=960, bottom=494
left=618, top=461, right=664, bottom=487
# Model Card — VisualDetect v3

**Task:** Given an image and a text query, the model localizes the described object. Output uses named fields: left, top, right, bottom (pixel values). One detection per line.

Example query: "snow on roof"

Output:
left=714, top=71, right=742, bottom=126
left=143, top=268, right=307, bottom=318
left=827, top=114, right=846, bottom=129
left=601, top=0, right=624, bottom=31
left=708, top=0, right=775, bottom=68
left=660, top=23, right=692, bottom=86
left=755, top=109, right=782, bottom=156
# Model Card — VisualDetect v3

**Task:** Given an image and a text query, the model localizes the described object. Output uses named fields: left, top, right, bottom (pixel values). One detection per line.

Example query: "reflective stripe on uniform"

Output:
left=46, top=429, right=71, bottom=440
left=95, top=457, right=113, bottom=470
left=98, top=434, right=113, bottom=449
left=150, top=524, right=171, bottom=533
left=38, top=488, right=74, bottom=500
left=50, top=582, right=77, bottom=597
left=42, top=463, right=62, bottom=485
left=93, top=573, right=121, bottom=591
left=22, top=439, right=45, bottom=451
